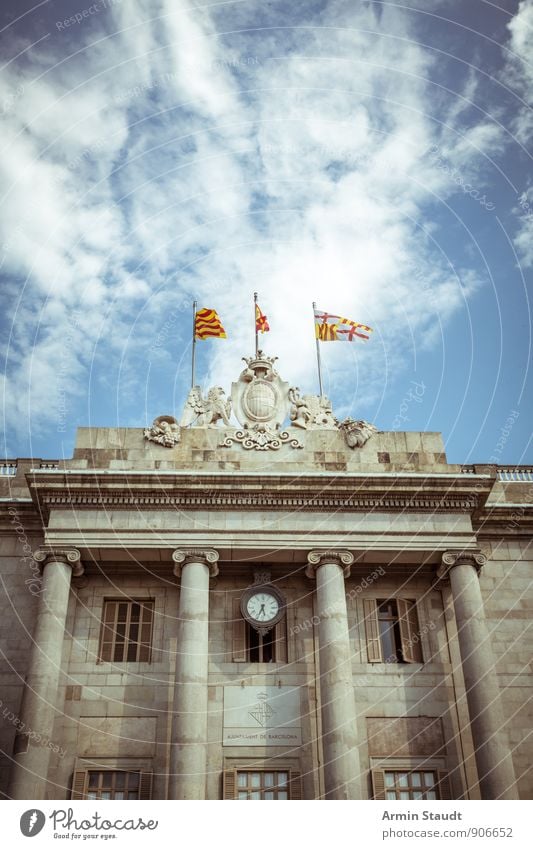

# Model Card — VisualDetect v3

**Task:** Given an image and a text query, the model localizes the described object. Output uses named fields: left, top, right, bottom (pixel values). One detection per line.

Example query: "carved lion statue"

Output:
left=180, top=385, right=232, bottom=427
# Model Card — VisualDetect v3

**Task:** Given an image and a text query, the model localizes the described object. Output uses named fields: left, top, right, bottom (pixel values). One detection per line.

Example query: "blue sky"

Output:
left=0, top=0, right=531, bottom=464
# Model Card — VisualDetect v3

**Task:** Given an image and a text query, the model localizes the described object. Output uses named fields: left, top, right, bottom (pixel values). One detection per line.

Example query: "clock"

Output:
left=240, top=585, right=285, bottom=634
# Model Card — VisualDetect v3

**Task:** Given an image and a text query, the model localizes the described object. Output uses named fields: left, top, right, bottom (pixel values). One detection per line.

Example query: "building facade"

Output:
left=0, top=353, right=531, bottom=801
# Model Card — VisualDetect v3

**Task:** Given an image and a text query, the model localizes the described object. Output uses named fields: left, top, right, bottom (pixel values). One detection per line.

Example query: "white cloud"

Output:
left=0, top=0, right=517, bottom=449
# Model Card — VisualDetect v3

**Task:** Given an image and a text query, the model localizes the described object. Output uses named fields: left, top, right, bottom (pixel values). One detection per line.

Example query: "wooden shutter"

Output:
left=289, top=770, right=303, bottom=799
left=139, top=771, right=153, bottom=799
left=437, top=770, right=452, bottom=800
left=398, top=599, right=423, bottom=663
left=223, top=768, right=237, bottom=799
left=232, top=598, right=247, bottom=662
left=371, top=769, right=386, bottom=800
left=274, top=617, right=288, bottom=663
left=363, top=599, right=383, bottom=662
left=71, top=770, right=87, bottom=800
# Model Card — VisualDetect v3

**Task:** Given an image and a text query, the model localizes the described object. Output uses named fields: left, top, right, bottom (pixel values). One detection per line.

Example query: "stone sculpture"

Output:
left=339, top=418, right=377, bottom=448
left=288, top=387, right=338, bottom=430
left=143, top=415, right=180, bottom=447
left=180, top=386, right=232, bottom=427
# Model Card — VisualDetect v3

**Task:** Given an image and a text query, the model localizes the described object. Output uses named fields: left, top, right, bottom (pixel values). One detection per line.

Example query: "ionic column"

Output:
left=169, top=548, right=219, bottom=800
left=438, top=551, right=518, bottom=799
left=8, top=547, right=83, bottom=800
left=306, top=549, right=361, bottom=799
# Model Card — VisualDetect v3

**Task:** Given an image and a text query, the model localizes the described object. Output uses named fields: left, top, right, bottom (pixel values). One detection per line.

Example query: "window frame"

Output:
left=97, top=598, right=155, bottom=664
left=372, top=766, right=451, bottom=800
left=72, top=768, right=153, bottom=800
left=362, top=596, right=424, bottom=664
left=223, top=766, right=302, bottom=800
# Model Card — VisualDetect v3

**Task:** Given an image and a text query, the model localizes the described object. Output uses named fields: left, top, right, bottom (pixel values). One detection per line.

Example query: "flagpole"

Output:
left=254, top=291, right=259, bottom=356
left=312, top=301, right=324, bottom=397
left=191, top=299, right=197, bottom=388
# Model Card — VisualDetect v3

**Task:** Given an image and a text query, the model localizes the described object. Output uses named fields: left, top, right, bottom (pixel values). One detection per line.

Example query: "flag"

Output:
left=195, top=307, right=227, bottom=339
left=314, top=308, right=373, bottom=342
left=255, top=303, right=270, bottom=334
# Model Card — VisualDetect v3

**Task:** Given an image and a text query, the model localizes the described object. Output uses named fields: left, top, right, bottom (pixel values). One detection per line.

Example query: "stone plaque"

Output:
left=223, top=686, right=301, bottom=746
left=366, top=716, right=445, bottom=757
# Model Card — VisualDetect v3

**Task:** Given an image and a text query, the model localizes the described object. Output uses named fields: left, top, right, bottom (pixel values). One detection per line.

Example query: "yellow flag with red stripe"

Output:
left=195, top=307, right=227, bottom=339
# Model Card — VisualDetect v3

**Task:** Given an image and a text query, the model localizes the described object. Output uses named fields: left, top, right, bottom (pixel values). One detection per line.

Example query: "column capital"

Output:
left=306, top=549, right=354, bottom=579
left=172, top=548, right=219, bottom=578
left=33, top=547, right=83, bottom=577
left=436, top=549, right=487, bottom=582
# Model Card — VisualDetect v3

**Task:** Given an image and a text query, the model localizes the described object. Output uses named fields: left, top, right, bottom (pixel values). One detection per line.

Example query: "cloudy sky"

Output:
left=0, top=0, right=531, bottom=463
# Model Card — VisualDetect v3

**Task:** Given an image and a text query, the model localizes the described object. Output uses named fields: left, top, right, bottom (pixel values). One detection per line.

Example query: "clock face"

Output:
left=246, top=592, right=280, bottom=623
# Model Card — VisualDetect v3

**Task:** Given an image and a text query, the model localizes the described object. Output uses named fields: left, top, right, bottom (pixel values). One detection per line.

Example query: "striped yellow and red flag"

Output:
left=195, top=307, right=227, bottom=340
left=314, top=308, right=373, bottom=342
left=255, top=303, right=270, bottom=334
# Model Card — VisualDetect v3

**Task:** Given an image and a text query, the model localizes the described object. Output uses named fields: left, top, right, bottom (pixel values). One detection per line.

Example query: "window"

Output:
left=231, top=598, right=287, bottom=663
left=372, top=768, right=451, bottom=800
left=72, top=770, right=153, bottom=800
left=98, top=599, right=154, bottom=663
left=363, top=598, right=423, bottom=663
left=223, top=768, right=302, bottom=799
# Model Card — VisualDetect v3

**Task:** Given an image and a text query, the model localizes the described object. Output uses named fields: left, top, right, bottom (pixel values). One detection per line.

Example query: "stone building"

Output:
left=0, top=352, right=531, bottom=801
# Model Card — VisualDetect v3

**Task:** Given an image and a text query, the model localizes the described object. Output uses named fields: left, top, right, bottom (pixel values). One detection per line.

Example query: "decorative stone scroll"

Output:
left=305, top=549, right=355, bottom=579
left=144, top=415, right=180, bottom=447
left=33, top=547, right=84, bottom=577
left=436, top=549, right=487, bottom=582
left=172, top=548, right=220, bottom=578
left=219, top=423, right=303, bottom=452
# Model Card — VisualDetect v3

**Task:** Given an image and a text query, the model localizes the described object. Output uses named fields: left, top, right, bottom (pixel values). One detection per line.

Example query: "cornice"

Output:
left=25, top=470, right=495, bottom=519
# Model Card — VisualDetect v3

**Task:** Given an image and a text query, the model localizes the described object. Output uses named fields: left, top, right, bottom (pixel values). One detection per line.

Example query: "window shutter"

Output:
left=232, top=598, right=247, bottom=662
left=437, top=770, right=452, bottom=800
left=71, top=770, right=87, bottom=800
left=363, top=599, right=383, bottom=662
left=371, top=769, right=386, bottom=800
left=139, top=771, right=153, bottom=800
left=289, top=770, right=303, bottom=800
left=223, top=769, right=237, bottom=799
left=398, top=599, right=423, bottom=663
left=274, top=617, right=288, bottom=663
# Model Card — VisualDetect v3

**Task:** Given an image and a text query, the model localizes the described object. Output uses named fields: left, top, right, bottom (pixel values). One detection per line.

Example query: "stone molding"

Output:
left=172, top=548, right=220, bottom=578
left=37, top=491, right=480, bottom=513
left=436, top=549, right=487, bottom=582
left=33, top=547, right=84, bottom=577
left=306, top=549, right=355, bottom=579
